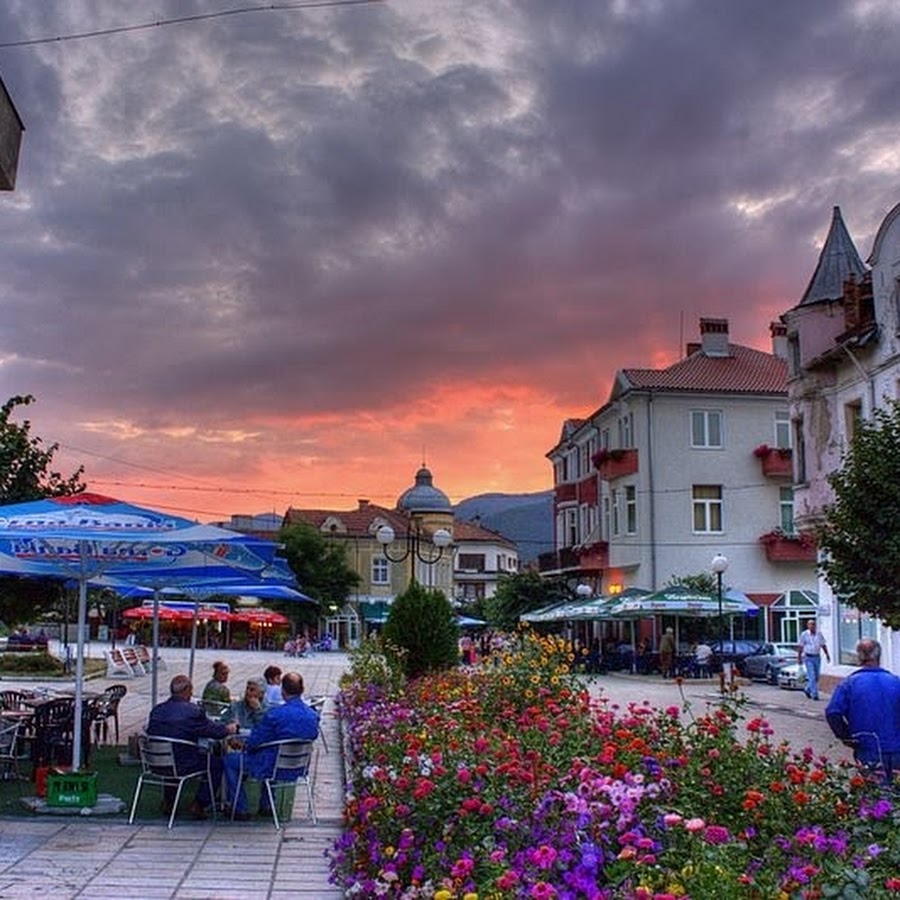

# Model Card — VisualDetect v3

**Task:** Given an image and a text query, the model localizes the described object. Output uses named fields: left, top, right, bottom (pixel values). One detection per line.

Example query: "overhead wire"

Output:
left=0, top=0, right=385, bottom=50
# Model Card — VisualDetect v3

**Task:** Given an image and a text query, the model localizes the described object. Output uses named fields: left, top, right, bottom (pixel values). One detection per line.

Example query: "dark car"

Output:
left=709, top=639, right=767, bottom=675
left=743, top=642, right=797, bottom=684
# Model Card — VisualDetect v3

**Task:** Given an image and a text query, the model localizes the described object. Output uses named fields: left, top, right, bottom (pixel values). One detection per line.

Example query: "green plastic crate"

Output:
left=46, top=770, right=98, bottom=808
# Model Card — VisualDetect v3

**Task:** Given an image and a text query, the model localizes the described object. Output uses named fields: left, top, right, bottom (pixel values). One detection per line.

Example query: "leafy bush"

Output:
left=382, top=581, right=458, bottom=678
left=0, top=651, right=64, bottom=674
left=342, top=634, right=406, bottom=696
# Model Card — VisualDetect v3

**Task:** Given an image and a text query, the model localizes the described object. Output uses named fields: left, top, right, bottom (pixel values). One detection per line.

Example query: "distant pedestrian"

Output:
left=797, top=619, right=830, bottom=700
left=826, top=638, right=900, bottom=783
left=263, top=665, right=284, bottom=707
left=659, top=628, right=676, bottom=679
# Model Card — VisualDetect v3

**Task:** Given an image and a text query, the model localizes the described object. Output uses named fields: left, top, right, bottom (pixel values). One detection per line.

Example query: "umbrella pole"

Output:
left=151, top=590, right=161, bottom=708
left=71, top=551, right=88, bottom=771
left=188, top=600, right=200, bottom=682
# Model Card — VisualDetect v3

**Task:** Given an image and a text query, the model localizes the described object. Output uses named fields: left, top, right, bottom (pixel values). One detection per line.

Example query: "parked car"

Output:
left=777, top=661, right=809, bottom=691
left=743, top=642, right=798, bottom=684
left=709, top=639, right=767, bottom=675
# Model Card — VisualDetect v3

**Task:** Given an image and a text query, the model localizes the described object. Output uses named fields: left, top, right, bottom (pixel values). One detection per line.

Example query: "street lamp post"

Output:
left=376, top=523, right=452, bottom=586
left=711, top=553, right=729, bottom=694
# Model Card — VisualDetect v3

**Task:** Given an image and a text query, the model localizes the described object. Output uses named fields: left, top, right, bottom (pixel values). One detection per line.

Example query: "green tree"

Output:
left=485, top=570, right=568, bottom=630
left=818, top=399, right=900, bottom=629
left=0, top=395, right=85, bottom=628
left=666, top=572, right=716, bottom=593
left=382, top=580, right=458, bottom=677
left=0, top=394, right=86, bottom=502
left=278, top=522, right=360, bottom=609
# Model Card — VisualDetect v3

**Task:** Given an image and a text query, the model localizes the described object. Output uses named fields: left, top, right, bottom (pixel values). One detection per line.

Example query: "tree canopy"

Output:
left=485, top=570, right=569, bottom=630
left=278, top=521, right=361, bottom=609
left=0, top=394, right=85, bottom=503
left=818, top=399, right=900, bottom=629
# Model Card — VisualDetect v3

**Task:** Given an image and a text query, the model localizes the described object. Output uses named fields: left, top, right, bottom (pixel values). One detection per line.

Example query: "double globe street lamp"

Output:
left=376, top=523, right=452, bottom=586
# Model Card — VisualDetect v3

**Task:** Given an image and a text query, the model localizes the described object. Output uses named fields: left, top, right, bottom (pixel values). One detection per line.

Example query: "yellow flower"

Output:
left=434, top=890, right=454, bottom=900
left=463, top=894, right=479, bottom=900
left=384, top=846, right=395, bottom=857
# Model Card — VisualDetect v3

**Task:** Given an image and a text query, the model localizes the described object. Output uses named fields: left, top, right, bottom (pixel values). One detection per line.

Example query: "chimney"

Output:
left=358, top=499, right=370, bottom=509
left=699, top=317, right=730, bottom=357
left=770, top=320, right=788, bottom=360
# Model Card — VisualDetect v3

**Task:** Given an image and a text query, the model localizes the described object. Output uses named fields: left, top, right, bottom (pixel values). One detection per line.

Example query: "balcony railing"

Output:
left=592, top=448, right=639, bottom=480
left=759, top=530, right=816, bottom=562
left=753, top=445, right=793, bottom=479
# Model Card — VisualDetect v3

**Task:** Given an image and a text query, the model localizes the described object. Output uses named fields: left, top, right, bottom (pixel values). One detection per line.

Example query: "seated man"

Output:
left=147, top=674, right=238, bottom=819
left=224, top=671, right=320, bottom=820
left=225, top=679, right=266, bottom=730
left=201, top=660, right=232, bottom=718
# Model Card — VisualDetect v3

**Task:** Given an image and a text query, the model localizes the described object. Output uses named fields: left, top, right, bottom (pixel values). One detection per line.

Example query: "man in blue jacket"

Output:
left=224, top=671, right=320, bottom=819
left=825, top=638, right=900, bottom=784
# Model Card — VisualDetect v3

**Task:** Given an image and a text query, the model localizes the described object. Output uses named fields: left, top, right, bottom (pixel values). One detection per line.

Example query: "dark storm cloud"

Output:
left=1, top=0, right=899, bottom=495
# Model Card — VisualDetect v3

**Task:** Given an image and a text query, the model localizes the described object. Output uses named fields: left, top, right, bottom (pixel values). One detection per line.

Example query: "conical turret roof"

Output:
left=799, top=206, right=867, bottom=306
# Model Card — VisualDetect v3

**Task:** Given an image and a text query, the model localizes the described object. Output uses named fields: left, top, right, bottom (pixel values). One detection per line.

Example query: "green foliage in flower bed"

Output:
left=330, top=627, right=900, bottom=898
left=0, top=652, right=65, bottom=674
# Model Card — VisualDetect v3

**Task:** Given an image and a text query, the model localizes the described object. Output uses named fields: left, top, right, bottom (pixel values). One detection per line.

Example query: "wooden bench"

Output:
left=105, top=648, right=137, bottom=678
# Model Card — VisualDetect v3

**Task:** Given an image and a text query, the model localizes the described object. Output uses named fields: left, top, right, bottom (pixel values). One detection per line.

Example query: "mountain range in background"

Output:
left=455, top=491, right=553, bottom=565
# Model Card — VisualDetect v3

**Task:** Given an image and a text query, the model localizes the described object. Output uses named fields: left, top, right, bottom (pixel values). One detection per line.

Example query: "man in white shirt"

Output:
left=797, top=619, right=830, bottom=700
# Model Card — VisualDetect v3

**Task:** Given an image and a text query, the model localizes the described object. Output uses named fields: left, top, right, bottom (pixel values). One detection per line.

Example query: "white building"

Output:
left=546, top=317, right=818, bottom=641
left=782, top=204, right=900, bottom=674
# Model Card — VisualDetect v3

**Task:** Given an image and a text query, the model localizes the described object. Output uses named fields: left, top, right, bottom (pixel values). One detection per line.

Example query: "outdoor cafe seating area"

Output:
left=0, top=684, right=128, bottom=783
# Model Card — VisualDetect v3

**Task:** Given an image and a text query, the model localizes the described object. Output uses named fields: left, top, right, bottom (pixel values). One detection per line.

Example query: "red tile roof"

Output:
left=621, top=344, right=787, bottom=395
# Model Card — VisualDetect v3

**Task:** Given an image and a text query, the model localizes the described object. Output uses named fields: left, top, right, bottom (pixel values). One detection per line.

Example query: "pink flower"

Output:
left=663, top=813, right=683, bottom=828
left=703, top=825, right=731, bottom=845
left=684, top=817, right=706, bottom=832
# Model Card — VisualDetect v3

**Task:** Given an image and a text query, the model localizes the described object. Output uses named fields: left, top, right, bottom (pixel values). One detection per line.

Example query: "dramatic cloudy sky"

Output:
left=1, top=0, right=899, bottom=521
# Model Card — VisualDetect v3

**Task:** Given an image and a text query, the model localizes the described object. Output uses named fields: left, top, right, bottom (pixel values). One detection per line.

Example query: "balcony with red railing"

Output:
left=759, top=529, right=816, bottom=562
left=591, top=448, right=639, bottom=480
left=753, top=444, right=793, bottom=479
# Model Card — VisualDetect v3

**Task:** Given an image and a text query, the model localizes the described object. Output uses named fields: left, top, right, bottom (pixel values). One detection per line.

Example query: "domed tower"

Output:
left=380, top=465, right=454, bottom=596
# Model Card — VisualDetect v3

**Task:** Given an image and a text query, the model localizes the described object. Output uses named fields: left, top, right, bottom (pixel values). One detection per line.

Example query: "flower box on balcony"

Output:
left=759, top=530, right=816, bottom=562
left=591, top=448, right=638, bottom=480
left=753, top=444, right=793, bottom=478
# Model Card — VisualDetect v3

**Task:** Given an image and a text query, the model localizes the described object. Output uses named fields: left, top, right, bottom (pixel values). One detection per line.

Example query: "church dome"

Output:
left=397, top=466, right=452, bottom=513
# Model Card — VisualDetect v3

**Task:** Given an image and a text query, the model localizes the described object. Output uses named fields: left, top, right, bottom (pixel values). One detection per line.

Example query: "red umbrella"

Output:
left=231, top=608, right=288, bottom=626
left=122, top=605, right=186, bottom=621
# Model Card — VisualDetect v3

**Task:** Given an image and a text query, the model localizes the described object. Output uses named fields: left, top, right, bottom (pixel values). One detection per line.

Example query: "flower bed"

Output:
left=330, top=631, right=900, bottom=898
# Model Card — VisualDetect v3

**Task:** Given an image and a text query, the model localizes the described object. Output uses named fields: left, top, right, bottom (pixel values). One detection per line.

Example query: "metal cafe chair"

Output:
left=129, top=734, right=217, bottom=830
left=231, top=738, right=317, bottom=830
left=0, top=719, right=24, bottom=781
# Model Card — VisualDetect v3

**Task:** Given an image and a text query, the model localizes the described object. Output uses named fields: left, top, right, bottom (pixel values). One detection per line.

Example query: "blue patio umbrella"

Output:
left=0, top=493, right=291, bottom=767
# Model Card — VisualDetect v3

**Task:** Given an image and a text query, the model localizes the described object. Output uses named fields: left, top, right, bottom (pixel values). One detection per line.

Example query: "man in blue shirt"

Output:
left=224, top=671, right=320, bottom=819
left=826, top=638, right=900, bottom=784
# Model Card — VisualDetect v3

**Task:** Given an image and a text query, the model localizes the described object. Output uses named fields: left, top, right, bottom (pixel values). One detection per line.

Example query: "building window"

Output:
left=692, top=485, right=723, bottom=533
left=565, top=509, right=578, bottom=547
left=788, top=332, right=801, bottom=377
left=458, top=553, right=486, bottom=572
left=600, top=428, right=610, bottom=450
left=618, top=413, right=634, bottom=448
left=602, top=495, right=610, bottom=540
left=611, top=489, right=620, bottom=536
left=691, top=410, right=723, bottom=448
left=793, top=417, right=806, bottom=483
left=625, top=485, right=637, bottom=534
left=372, top=556, right=389, bottom=585
left=837, top=600, right=878, bottom=665
left=775, top=410, right=791, bottom=449
left=844, top=399, right=863, bottom=446
left=779, top=486, right=794, bottom=534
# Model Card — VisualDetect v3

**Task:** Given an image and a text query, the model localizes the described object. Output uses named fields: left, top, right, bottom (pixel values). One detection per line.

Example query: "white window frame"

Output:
left=372, top=556, right=390, bottom=585
left=691, top=409, right=723, bottom=448
left=779, top=486, right=794, bottom=534
left=625, top=485, right=637, bottom=535
left=775, top=410, right=791, bottom=449
left=611, top=488, right=621, bottom=537
left=692, top=485, right=723, bottom=533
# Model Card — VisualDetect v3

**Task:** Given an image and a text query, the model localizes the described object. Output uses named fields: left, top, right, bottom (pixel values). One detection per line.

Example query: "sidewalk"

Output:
left=0, top=646, right=350, bottom=899
left=0, top=649, right=852, bottom=898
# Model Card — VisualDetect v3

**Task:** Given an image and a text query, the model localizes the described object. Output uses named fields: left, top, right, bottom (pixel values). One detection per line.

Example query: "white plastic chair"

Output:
left=308, top=696, right=329, bottom=753
left=232, top=739, right=316, bottom=830
left=129, top=734, right=215, bottom=829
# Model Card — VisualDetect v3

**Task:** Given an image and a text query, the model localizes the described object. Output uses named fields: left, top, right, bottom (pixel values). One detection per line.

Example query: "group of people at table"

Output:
left=147, top=660, right=319, bottom=820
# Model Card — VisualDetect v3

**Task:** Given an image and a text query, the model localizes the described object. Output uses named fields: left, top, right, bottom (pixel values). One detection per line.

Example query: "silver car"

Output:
left=743, top=642, right=797, bottom=684
left=777, top=661, right=809, bottom=691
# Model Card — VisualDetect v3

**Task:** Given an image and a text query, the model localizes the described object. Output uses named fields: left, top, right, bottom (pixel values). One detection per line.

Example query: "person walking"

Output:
left=797, top=619, right=830, bottom=700
left=825, top=638, right=900, bottom=783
